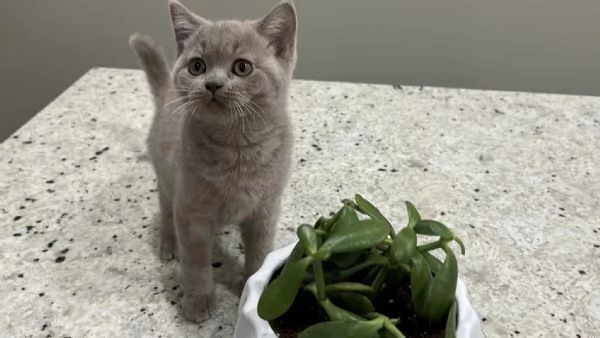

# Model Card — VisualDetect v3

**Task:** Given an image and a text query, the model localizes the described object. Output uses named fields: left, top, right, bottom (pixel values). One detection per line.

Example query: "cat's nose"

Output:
left=205, top=82, right=224, bottom=95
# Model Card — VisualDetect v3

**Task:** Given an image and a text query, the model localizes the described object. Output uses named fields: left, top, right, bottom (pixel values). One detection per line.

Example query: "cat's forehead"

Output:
left=189, top=20, right=266, bottom=58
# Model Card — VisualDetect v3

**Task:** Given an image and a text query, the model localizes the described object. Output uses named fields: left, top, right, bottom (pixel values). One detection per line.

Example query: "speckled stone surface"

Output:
left=1, top=67, right=599, bottom=338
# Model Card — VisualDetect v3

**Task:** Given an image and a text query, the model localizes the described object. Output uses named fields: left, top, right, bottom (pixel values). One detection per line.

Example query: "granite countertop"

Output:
left=1, top=67, right=599, bottom=338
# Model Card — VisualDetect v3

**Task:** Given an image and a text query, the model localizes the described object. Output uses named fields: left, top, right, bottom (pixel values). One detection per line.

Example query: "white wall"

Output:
left=2, top=0, right=600, bottom=140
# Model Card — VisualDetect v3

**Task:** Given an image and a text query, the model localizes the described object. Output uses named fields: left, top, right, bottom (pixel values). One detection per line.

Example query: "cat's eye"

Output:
left=232, top=59, right=253, bottom=77
left=188, top=58, right=206, bottom=76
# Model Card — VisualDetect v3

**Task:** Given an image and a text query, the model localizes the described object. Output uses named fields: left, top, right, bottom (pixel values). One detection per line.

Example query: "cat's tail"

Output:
left=129, top=33, right=170, bottom=101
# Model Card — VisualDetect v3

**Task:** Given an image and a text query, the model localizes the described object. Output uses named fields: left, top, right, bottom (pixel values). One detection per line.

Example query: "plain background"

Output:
left=2, top=0, right=600, bottom=140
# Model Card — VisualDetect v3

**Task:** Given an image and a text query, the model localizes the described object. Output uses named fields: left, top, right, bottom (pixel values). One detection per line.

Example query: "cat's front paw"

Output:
left=159, top=236, right=178, bottom=261
left=182, top=293, right=216, bottom=323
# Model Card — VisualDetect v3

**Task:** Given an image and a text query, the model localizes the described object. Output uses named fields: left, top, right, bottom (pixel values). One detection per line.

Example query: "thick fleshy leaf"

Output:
left=298, top=224, right=318, bottom=255
left=330, top=251, right=363, bottom=268
left=410, top=253, right=432, bottom=318
left=414, top=220, right=465, bottom=255
left=379, top=331, right=396, bottom=338
left=320, top=298, right=364, bottom=321
left=444, top=299, right=458, bottom=338
left=257, top=256, right=313, bottom=321
left=282, top=242, right=306, bottom=270
left=405, top=201, right=421, bottom=229
left=302, top=281, right=366, bottom=321
left=355, top=194, right=395, bottom=238
left=320, top=219, right=389, bottom=254
left=453, top=236, right=466, bottom=255
left=326, top=282, right=374, bottom=296
left=314, top=216, right=326, bottom=230
left=322, top=205, right=347, bottom=232
left=299, top=320, right=382, bottom=338
left=414, top=220, right=454, bottom=240
left=424, top=248, right=458, bottom=321
left=390, top=227, right=417, bottom=265
left=329, top=205, right=359, bottom=234
left=355, top=194, right=387, bottom=221
left=422, top=252, right=443, bottom=276
left=329, top=291, right=375, bottom=315
left=342, top=198, right=359, bottom=210
left=325, top=254, right=390, bottom=282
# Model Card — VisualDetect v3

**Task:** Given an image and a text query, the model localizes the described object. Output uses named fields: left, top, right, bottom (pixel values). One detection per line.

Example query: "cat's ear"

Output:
left=169, top=0, right=208, bottom=55
left=256, top=1, right=297, bottom=60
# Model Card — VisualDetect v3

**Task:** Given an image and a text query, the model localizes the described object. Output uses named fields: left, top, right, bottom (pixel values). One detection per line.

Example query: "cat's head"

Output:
left=168, top=0, right=297, bottom=124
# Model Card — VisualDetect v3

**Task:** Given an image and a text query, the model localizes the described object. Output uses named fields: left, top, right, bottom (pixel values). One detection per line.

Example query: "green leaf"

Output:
left=326, top=282, right=375, bottom=296
left=410, top=253, right=432, bottom=318
left=355, top=194, right=396, bottom=238
left=329, top=292, right=375, bottom=315
left=383, top=317, right=407, bottom=338
left=379, top=331, right=396, bottom=338
left=325, top=254, right=390, bottom=282
left=422, top=252, right=443, bottom=276
left=413, top=220, right=466, bottom=255
left=299, top=320, right=382, bottom=338
left=453, top=236, right=466, bottom=255
left=342, top=198, right=359, bottom=210
left=355, top=194, right=388, bottom=223
left=414, top=220, right=454, bottom=240
left=329, top=205, right=359, bottom=234
left=371, top=268, right=388, bottom=292
left=424, top=248, right=458, bottom=321
left=314, top=216, right=326, bottom=230
left=257, top=256, right=313, bottom=321
left=305, top=284, right=364, bottom=321
left=405, top=201, right=421, bottom=229
left=322, top=206, right=344, bottom=232
left=282, top=242, right=306, bottom=270
left=390, top=227, right=417, bottom=265
left=320, top=219, right=390, bottom=254
left=298, top=224, right=318, bottom=255
left=444, top=299, right=458, bottom=338
left=305, top=282, right=365, bottom=321
left=330, top=251, right=363, bottom=268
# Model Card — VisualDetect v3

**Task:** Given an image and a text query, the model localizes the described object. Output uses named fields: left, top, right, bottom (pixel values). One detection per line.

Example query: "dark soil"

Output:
left=268, top=266, right=448, bottom=338
left=372, top=282, right=447, bottom=338
left=269, top=287, right=329, bottom=338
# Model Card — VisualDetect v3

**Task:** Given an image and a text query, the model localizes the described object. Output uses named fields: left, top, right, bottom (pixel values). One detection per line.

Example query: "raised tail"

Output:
left=129, top=33, right=170, bottom=101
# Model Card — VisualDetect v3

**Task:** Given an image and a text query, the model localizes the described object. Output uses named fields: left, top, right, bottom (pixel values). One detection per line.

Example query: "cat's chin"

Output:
left=206, top=100, right=225, bottom=108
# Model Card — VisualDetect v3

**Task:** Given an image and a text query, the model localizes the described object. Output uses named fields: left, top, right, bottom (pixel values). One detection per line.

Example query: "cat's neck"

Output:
left=182, top=112, right=288, bottom=150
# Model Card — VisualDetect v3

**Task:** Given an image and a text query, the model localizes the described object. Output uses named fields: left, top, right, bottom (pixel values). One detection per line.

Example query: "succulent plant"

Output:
left=258, top=194, right=465, bottom=338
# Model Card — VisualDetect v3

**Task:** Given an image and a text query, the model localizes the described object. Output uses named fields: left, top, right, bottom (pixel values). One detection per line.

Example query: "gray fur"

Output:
left=129, top=0, right=297, bottom=323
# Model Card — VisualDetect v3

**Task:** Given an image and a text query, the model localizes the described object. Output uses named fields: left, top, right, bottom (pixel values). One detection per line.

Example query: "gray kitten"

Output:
left=129, top=0, right=297, bottom=323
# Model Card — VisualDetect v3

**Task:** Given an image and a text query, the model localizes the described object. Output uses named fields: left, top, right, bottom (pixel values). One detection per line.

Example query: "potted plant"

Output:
left=234, top=195, right=483, bottom=338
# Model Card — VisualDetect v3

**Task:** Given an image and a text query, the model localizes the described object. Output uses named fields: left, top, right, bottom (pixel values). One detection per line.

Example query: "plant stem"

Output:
left=325, top=282, right=375, bottom=295
left=376, top=243, right=389, bottom=251
left=383, top=318, right=406, bottom=338
left=371, top=268, right=388, bottom=292
left=325, top=257, right=389, bottom=281
left=417, top=240, right=444, bottom=253
left=313, top=260, right=327, bottom=301
left=315, top=229, right=328, bottom=237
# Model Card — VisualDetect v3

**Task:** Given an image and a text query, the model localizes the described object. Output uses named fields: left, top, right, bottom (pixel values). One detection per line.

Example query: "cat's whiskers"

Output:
left=163, top=95, right=190, bottom=108
left=225, top=91, right=266, bottom=131
left=182, top=100, right=201, bottom=148
left=168, top=88, right=195, bottom=92
left=244, top=100, right=269, bottom=130
left=232, top=102, right=246, bottom=133
left=234, top=92, right=269, bottom=130
left=223, top=91, right=248, bottom=133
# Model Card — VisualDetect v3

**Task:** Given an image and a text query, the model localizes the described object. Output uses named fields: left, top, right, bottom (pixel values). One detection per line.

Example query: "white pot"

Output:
left=233, top=241, right=484, bottom=338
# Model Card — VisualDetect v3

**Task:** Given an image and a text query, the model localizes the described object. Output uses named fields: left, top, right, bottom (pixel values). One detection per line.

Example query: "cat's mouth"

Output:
left=207, top=96, right=227, bottom=108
